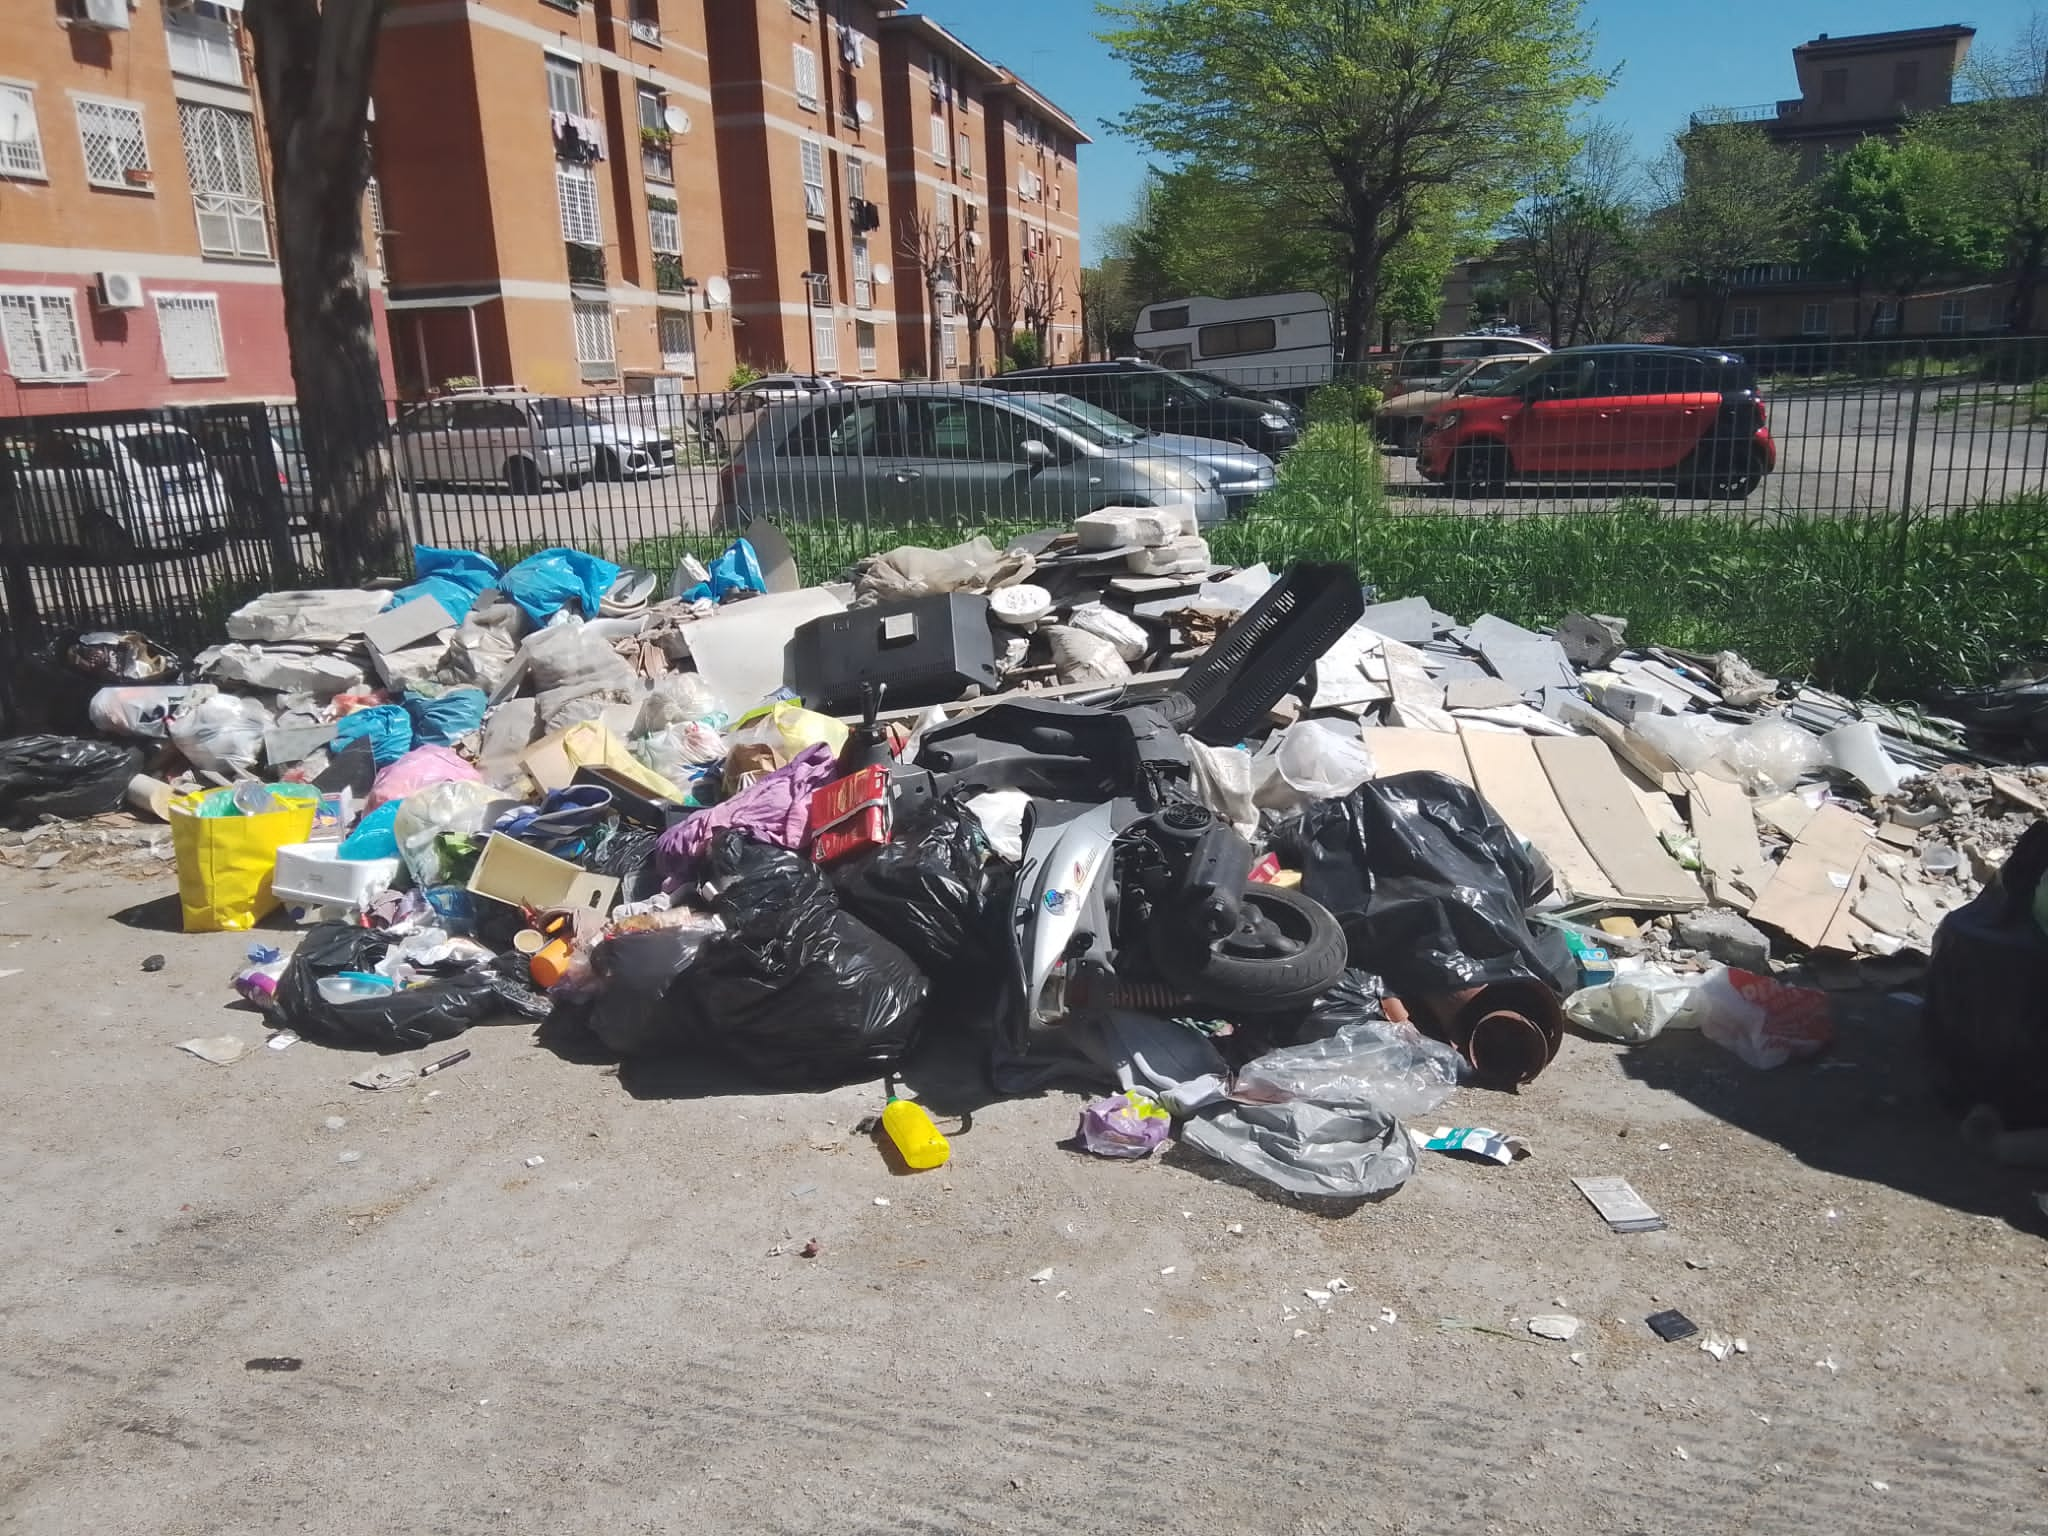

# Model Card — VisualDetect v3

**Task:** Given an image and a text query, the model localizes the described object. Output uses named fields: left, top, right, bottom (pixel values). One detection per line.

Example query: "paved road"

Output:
left=3, top=855, right=2046, bottom=1535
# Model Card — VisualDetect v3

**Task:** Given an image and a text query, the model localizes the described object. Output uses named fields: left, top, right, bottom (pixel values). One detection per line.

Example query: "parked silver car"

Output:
left=1005, top=390, right=1276, bottom=517
left=2, top=422, right=232, bottom=551
left=394, top=390, right=600, bottom=493
left=718, top=383, right=1227, bottom=528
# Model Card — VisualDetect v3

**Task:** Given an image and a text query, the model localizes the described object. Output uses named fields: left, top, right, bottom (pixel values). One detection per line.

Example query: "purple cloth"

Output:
left=658, top=742, right=839, bottom=881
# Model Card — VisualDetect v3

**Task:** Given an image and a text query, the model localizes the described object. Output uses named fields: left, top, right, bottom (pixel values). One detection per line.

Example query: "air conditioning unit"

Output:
left=95, top=271, right=144, bottom=310
left=73, top=0, right=131, bottom=30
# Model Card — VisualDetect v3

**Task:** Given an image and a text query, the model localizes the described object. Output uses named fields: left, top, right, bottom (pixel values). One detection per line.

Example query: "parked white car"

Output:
left=3, top=422, right=231, bottom=551
left=393, top=390, right=601, bottom=493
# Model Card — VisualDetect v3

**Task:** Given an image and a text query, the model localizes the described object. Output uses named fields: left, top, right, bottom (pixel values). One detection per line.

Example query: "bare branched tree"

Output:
left=1012, top=250, right=1069, bottom=361
left=246, top=0, right=403, bottom=580
left=896, top=209, right=1003, bottom=376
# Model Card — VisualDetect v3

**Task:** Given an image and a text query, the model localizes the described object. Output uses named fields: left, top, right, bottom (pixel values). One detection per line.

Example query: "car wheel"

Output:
left=559, top=474, right=585, bottom=492
left=1683, top=440, right=1766, bottom=500
left=1445, top=444, right=1508, bottom=497
left=1147, top=884, right=1349, bottom=1016
left=504, top=457, right=543, bottom=495
left=595, top=448, right=621, bottom=481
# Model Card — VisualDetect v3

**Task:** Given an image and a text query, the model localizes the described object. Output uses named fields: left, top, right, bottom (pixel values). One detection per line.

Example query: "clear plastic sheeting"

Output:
left=1253, top=720, right=1375, bottom=811
left=1565, top=967, right=1705, bottom=1043
left=1233, top=1016, right=1464, bottom=1120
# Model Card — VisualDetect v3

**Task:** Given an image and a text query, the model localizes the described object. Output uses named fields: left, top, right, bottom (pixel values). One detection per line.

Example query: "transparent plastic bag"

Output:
left=168, top=692, right=273, bottom=774
left=1233, top=1016, right=1464, bottom=1120
left=633, top=672, right=728, bottom=734
left=1045, top=625, right=1130, bottom=684
left=393, top=778, right=504, bottom=889
left=1253, top=721, right=1375, bottom=810
left=1067, top=603, right=1150, bottom=664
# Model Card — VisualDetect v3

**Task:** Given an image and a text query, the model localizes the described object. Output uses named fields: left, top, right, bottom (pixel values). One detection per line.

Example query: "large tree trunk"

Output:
left=248, top=0, right=404, bottom=585
left=928, top=286, right=943, bottom=379
left=2013, top=232, right=2045, bottom=334
left=1341, top=214, right=1381, bottom=363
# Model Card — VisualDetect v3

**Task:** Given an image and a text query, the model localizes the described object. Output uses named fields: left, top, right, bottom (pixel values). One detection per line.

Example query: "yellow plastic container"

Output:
left=881, top=1097, right=951, bottom=1170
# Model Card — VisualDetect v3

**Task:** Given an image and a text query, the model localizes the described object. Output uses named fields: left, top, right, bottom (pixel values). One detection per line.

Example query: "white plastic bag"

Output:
left=90, top=682, right=217, bottom=740
left=1253, top=721, right=1375, bottom=810
left=1046, top=625, right=1130, bottom=684
left=1676, top=965, right=1833, bottom=1069
left=1565, top=968, right=1706, bottom=1044
left=632, top=671, right=728, bottom=733
left=1067, top=603, right=1150, bottom=664
left=1183, top=736, right=1257, bottom=839
left=393, top=779, right=504, bottom=889
left=167, top=692, right=273, bottom=774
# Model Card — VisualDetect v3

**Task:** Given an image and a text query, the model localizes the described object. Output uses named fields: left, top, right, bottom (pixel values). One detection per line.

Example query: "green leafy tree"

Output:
left=1912, top=14, right=2048, bottom=332
left=1504, top=123, right=1657, bottom=345
left=1098, top=0, right=1607, bottom=361
left=1808, top=137, right=1999, bottom=337
left=1653, top=121, right=1807, bottom=342
left=1110, top=164, right=1340, bottom=307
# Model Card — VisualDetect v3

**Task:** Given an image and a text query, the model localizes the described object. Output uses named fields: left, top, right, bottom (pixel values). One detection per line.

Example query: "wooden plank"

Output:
left=1534, top=734, right=1706, bottom=906
left=1460, top=726, right=1617, bottom=901
left=1364, top=727, right=1473, bottom=785
left=1685, top=772, right=1770, bottom=912
left=1748, top=803, right=1877, bottom=951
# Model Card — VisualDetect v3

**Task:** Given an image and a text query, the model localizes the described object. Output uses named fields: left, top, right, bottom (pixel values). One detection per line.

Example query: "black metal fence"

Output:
left=5, top=336, right=2047, bottom=725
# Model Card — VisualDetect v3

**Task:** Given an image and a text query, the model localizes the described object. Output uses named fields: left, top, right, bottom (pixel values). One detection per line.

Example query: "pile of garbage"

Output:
left=4, top=515, right=2046, bottom=1198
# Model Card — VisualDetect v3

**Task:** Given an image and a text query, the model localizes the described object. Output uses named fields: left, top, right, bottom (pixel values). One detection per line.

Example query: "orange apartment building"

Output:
left=879, top=12, right=1086, bottom=379
left=0, top=0, right=393, bottom=415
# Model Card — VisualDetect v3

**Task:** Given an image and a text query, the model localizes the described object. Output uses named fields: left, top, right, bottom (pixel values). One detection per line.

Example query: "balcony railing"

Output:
left=1731, top=262, right=1812, bottom=288
left=654, top=253, right=686, bottom=294
left=628, top=17, right=661, bottom=45
left=805, top=272, right=831, bottom=308
left=566, top=241, right=606, bottom=288
left=854, top=278, right=871, bottom=309
left=165, top=10, right=243, bottom=87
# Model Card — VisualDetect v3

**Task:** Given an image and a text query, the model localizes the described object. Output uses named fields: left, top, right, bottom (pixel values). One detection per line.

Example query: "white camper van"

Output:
left=1134, top=293, right=1335, bottom=399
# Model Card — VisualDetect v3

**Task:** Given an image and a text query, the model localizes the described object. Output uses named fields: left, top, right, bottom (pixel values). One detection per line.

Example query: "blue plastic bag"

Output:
left=500, top=546, right=621, bottom=627
left=338, top=798, right=403, bottom=861
left=388, top=545, right=501, bottom=624
left=404, top=687, right=489, bottom=746
left=679, top=539, right=766, bottom=604
left=333, top=704, right=414, bottom=766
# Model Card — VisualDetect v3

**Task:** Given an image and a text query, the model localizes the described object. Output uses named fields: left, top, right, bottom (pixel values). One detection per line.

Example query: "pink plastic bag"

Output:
left=1684, top=966, right=1833, bottom=1069
left=367, top=744, right=483, bottom=811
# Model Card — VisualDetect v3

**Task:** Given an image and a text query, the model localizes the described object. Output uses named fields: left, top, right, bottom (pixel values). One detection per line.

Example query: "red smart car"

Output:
left=1417, top=345, right=1777, bottom=499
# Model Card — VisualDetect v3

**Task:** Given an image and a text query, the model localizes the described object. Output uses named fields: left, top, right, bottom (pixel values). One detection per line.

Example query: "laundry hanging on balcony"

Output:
left=551, top=111, right=606, bottom=163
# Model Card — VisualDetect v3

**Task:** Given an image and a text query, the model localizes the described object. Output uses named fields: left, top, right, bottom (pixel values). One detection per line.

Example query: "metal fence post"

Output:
left=1897, top=342, right=1926, bottom=520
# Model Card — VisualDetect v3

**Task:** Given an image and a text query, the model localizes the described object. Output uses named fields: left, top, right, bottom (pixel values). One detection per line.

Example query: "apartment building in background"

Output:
left=0, top=0, right=393, bottom=414
left=879, top=13, right=1088, bottom=379
left=1684, top=23, right=1990, bottom=345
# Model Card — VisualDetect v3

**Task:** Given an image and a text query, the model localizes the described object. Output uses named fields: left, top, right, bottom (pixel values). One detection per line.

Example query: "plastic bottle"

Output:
left=881, top=1097, right=951, bottom=1170
left=232, top=781, right=281, bottom=815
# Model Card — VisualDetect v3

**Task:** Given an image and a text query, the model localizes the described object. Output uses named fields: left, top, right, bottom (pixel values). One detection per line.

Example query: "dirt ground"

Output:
left=2, top=854, right=2045, bottom=1536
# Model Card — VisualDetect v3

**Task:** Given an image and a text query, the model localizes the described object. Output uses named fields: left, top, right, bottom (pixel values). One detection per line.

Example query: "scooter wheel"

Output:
left=1149, top=884, right=1347, bottom=1016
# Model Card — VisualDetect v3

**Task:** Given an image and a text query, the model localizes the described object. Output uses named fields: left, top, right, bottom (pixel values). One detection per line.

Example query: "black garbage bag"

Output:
left=1274, top=771, right=1575, bottom=1000
left=585, top=923, right=723, bottom=1056
left=273, top=923, right=510, bottom=1051
left=830, top=795, right=998, bottom=978
left=678, top=832, right=928, bottom=1086
left=1924, top=821, right=2048, bottom=1128
left=1931, top=667, right=2048, bottom=759
left=0, top=734, right=142, bottom=827
left=1248, top=968, right=1399, bottom=1051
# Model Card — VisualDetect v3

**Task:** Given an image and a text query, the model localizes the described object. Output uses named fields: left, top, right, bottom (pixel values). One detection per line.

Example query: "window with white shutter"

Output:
left=941, top=324, right=957, bottom=365
left=930, top=112, right=948, bottom=165
left=545, top=55, right=585, bottom=116
left=846, top=157, right=866, bottom=202
left=154, top=293, right=226, bottom=379
left=75, top=97, right=150, bottom=190
left=572, top=297, right=617, bottom=379
left=813, top=313, right=839, bottom=370
left=793, top=44, right=819, bottom=110
left=659, top=309, right=695, bottom=375
left=178, top=104, right=270, bottom=259
left=852, top=237, right=871, bottom=309
left=0, top=85, right=46, bottom=179
left=800, top=139, right=825, bottom=220
left=557, top=161, right=602, bottom=245
left=958, top=131, right=971, bottom=177
left=856, top=320, right=876, bottom=372
left=0, top=287, right=85, bottom=381
left=648, top=203, right=681, bottom=256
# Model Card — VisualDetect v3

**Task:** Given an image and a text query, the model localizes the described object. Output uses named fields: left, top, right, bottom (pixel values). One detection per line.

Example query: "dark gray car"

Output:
left=1005, top=391, right=1276, bottom=517
left=718, top=383, right=1226, bottom=528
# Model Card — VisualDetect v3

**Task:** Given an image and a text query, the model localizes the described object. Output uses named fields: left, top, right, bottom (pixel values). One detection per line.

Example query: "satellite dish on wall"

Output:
left=856, top=99, right=875, bottom=125
left=872, top=264, right=892, bottom=287
left=664, top=105, right=691, bottom=134
left=705, top=275, right=733, bottom=310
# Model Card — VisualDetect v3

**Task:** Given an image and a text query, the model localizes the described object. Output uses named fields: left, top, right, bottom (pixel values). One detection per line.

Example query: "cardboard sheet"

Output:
left=1747, top=803, right=1876, bottom=950
left=1685, top=772, right=1770, bottom=912
left=1459, top=727, right=1617, bottom=901
left=1364, top=727, right=1474, bottom=785
left=1534, top=734, right=1705, bottom=907
left=682, top=587, right=847, bottom=715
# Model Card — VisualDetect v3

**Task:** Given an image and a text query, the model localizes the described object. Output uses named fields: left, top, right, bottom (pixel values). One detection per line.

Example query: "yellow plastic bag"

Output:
left=170, top=784, right=320, bottom=932
left=730, top=700, right=849, bottom=765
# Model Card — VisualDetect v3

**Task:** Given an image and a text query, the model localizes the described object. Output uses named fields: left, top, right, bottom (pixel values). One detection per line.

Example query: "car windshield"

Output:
left=119, top=431, right=204, bottom=468
left=532, top=399, right=603, bottom=429
left=1163, top=369, right=1227, bottom=400
left=273, top=423, right=302, bottom=453
left=1023, top=394, right=1144, bottom=445
left=1464, top=357, right=1551, bottom=398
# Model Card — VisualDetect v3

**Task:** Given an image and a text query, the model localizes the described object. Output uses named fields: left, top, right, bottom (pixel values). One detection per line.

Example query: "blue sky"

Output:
left=914, top=0, right=2038, bottom=261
